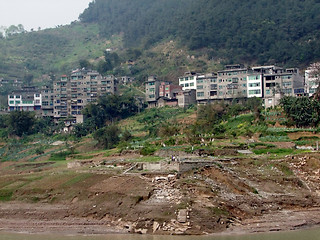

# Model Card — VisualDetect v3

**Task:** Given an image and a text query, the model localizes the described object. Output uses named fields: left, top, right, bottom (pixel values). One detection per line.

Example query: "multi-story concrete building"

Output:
left=159, top=82, right=182, bottom=99
left=216, top=65, right=248, bottom=101
left=195, top=73, right=218, bottom=104
left=305, top=63, right=320, bottom=97
left=41, top=86, right=54, bottom=117
left=179, top=72, right=199, bottom=91
left=257, top=66, right=304, bottom=108
left=7, top=69, right=117, bottom=122
left=145, top=76, right=160, bottom=108
left=53, top=69, right=117, bottom=123
left=8, top=87, right=42, bottom=114
left=179, top=64, right=305, bottom=107
left=196, top=65, right=248, bottom=103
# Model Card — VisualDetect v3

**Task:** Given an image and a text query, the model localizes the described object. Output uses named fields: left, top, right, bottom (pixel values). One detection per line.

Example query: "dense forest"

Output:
left=80, top=0, right=320, bottom=65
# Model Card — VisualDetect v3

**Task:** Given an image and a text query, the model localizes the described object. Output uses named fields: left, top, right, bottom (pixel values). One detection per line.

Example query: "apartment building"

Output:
left=178, top=72, right=199, bottom=90
left=145, top=76, right=160, bottom=108
left=145, top=76, right=196, bottom=108
left=195, top=65, right=248, bottom=104
left=159, top=82, right=182, bottom=99
left=178, top=64, right=305, bottom=107
left=41, top=86, right=54, bottom=117
left=53, top=69, right=117, bottom=123
left=8, top=87, right=42, bottom=114
left=305, top=63, right=320, bottom=97
left=257, top=66, right=304, bottom=108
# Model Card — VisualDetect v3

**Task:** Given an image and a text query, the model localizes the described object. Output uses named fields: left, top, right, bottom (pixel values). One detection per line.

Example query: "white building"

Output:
left=179, top=72, right=199, bottom=91
left=8, top=87, right=42, bottom=112
left=247, top=74, right=263, bottom=98
left=305, top=63, right=320, bottom=97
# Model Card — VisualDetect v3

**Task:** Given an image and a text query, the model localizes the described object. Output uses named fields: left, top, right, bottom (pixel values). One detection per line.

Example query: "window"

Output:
left=281, top=75, right=292, bottom=80
left=148, top=82, right=155, bottom=86
left=190, top=82, right=194, bottom=87
left=197, top=85, right=203, bottom=90
left=266, top=90, right=271, bottom=95
left=185, top=83, right=189, bottom=87
left=283, top=82, right=292, bottom=87
left=35, top=94, right=40, bottom=97
left=283, top=88, right=292, bottom=94
left=268, top=99, right=273, bottom=104
left=197, top=79, right=203, bottom=84
left=249, top=90, right=261, bottom=95
left=248, top=75, right=260, bottom=81
left=249, top=82, right=260, bottom=87
left=15, top=101, right=21, bottom=104
left=197, top=92, right=204, bottom=97
left=9, top=95, right=14, bottom=99
left=9, top=101, right=14, bottom=104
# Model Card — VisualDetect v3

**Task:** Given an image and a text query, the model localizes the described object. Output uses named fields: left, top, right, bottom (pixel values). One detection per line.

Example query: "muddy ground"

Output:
left=1, top=151, right=320, bottom=235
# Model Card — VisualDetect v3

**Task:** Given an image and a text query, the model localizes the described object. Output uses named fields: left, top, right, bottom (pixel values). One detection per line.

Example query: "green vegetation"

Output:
left=280, top=96, right=320, bottom=128
left=0, top=189, right=13, bottom=201
left=80, top=0, right=320, bottom=66
left=49, top=150, right=75, bottom=161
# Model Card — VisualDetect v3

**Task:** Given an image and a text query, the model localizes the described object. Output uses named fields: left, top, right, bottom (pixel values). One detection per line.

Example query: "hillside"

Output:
left=1, top=109, right=320, bottom=235
left=1, top=0, right=320, bottom=85
left=0, top=23, right=114, bottom=81
left=80, top=0, right=320, bottom=66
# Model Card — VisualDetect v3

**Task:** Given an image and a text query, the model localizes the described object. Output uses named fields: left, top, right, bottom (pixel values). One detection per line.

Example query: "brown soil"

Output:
left=1, top=151, right=320, bottom=235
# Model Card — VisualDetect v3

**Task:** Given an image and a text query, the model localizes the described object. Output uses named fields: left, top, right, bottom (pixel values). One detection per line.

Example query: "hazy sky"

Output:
left=0, top=0, right=93, bottom=31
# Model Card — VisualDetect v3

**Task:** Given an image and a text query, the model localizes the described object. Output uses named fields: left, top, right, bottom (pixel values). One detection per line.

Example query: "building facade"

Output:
left=8, top=87, right=42, bottom=114
left=305, top=63, right=320, bottom=97
left=178, top=64, right=305, bottom=108
left=53, top=69, right=117, bottom=122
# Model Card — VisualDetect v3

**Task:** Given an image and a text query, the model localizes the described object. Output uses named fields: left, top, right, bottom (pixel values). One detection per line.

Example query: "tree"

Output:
left=93, top=125, right=121, bottom=149
left=6, top=111, right=35, bottom=137
left=5, top=24, right=25, bottom=36
left=79, top=59, right=92, bottom=69
left=280, top=96, right=320, bottom=128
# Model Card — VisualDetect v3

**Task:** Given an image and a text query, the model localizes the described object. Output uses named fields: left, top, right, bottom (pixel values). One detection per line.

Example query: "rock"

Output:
left=177, top=209, right=188, bottom=223
left=135, top=228, right=148, bottom=234
left=153, top=221, right=160, bottom=233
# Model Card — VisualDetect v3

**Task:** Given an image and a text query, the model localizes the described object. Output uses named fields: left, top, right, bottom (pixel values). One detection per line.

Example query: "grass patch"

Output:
left=61, top=173, right=92, bottom=188
left=0, top=189, right=13, bottom=201
left=249, top=142, right=276, bottom=149
left=134, top=156, right=163, bottom=163
left=70, top=154, right=94, bottom=160
left=49, top=150, right=74, bottom=161
left=253, top=148, right=295, bottom=155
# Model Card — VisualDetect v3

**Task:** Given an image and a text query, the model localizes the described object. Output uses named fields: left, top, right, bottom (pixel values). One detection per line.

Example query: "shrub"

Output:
left=140, top=143, right=157, bottom=156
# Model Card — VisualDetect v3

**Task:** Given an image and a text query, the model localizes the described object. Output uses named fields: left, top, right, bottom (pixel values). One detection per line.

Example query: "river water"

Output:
left=1, top=228, right=320, bottom=240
